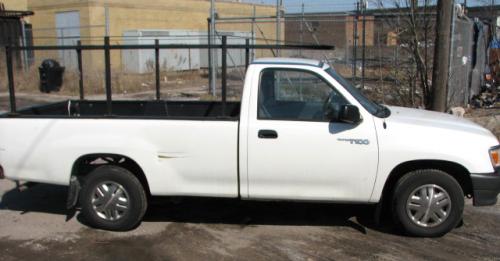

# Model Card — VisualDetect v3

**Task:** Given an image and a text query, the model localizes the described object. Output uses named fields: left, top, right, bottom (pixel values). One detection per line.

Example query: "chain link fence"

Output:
left=2, top=4, right=491, bottom=111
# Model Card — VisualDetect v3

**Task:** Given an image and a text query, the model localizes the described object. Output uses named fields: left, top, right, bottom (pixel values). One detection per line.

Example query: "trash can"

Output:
left=39, top=59, right=65, bottom=93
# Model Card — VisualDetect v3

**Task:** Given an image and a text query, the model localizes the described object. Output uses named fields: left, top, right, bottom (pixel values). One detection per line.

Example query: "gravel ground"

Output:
left=466, top=108, right=500, bottom=140
left=1, top=180, right=500, bottom=260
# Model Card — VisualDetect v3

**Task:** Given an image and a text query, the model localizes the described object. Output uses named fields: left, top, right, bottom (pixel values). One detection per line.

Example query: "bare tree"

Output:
left=372, top=0, right=435, bottom=108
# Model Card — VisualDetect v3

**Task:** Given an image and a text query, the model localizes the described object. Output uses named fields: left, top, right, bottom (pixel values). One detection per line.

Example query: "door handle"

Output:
left=258, top=129, right=278, bottom=139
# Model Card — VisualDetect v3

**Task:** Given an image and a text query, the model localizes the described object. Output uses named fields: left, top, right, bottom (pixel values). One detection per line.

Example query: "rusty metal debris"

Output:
left=471, top=78, right=499, bottom=108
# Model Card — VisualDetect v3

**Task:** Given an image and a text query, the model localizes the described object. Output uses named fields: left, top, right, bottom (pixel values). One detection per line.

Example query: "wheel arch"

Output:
left=381, top=160, right=473, bottom=201
left=70, top=153, right=151, bottom=197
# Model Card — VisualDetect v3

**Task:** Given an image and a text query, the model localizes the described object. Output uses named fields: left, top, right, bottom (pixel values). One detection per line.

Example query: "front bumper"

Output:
left=471, top=168, right=500, bottom=206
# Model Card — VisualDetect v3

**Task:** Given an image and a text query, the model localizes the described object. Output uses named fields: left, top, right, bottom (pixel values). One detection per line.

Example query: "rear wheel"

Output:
left=392, top=169, right=464, bottom=237
left=79, top=165, right=147, bottom=231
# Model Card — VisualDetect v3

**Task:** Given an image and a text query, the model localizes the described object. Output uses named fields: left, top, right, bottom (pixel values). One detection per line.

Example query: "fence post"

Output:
left=353, top=2, right=359, bottom=83
left=221, top=35, right=227, bottom=117
left=207, top=18, right=214, bottom=96
left=5, top=45, right=16, bottom=114
left=361, top=1, right=366, bottom=90
left=77, top=40, right=84, bottom=100
left=104, top=36, right=112, bottom=115
left=155, top=39, right=160, bottom=101
left=245, top=38, right=250, bottom=70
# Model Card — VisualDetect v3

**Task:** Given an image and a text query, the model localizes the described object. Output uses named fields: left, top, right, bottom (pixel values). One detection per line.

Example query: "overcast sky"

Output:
left=240, top=0, right=492, bottom=13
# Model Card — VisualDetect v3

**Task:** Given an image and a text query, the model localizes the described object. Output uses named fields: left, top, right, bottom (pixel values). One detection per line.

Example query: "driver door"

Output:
left=247, top=68, right=379, bottom=202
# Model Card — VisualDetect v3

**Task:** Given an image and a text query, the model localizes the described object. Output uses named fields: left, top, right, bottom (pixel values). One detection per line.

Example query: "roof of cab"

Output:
left=252, top=58, right=325, bottom=68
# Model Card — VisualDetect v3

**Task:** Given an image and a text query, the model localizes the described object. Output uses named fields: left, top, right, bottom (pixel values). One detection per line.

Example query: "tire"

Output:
left=392, top=169, right=464, bottom=237
left=79, top=165, right=148, bottom=231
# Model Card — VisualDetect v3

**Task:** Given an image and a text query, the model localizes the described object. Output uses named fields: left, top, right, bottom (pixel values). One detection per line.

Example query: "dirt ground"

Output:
left=1, top=94, right=500, bottom=260
left=1, top=180, right=500, bottom=261
left=465, top=108, right=500, bottom=140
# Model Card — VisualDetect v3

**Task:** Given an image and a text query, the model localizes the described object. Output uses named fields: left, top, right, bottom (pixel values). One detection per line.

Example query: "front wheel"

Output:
left=392, top=169, right=464, bottom=237
left=79, top=165, right=148, bottom=231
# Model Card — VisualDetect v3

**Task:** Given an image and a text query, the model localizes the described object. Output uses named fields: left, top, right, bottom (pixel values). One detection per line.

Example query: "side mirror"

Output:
left=338, top=105, right=362, bottom=124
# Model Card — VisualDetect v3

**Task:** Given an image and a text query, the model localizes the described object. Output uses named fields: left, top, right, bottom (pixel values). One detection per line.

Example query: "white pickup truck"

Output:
left=0, top=58, right=499, bottom=237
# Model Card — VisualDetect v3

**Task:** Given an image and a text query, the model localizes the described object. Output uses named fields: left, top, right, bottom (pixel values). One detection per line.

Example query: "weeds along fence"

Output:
left=2, top=36, right=333, bottom=115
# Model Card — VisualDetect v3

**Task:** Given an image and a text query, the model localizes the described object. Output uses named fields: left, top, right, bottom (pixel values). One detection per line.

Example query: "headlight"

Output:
left=490, top=146, right=500, bottom=169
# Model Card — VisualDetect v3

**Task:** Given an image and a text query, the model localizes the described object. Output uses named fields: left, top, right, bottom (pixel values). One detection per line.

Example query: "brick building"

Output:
left=25, top=0, right=279, bottom=71
left=0, top=0, right=33, bottom=68
left=285, top=5, right=500, bottom=53
left=285, top=12, right=375, bottom=50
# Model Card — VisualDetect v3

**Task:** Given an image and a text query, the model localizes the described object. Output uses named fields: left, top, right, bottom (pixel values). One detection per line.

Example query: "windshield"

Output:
left=325, top=67, right=389, bottom=118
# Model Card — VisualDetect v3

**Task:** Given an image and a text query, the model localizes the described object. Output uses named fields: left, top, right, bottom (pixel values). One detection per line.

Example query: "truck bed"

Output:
left=7, top=100, right=241, bottom=119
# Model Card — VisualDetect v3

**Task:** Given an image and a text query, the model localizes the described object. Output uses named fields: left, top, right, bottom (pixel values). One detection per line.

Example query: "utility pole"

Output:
left=209, top=0, right=217, bottom=96
left=431, top=0, right=454, bottom=111
left=276, top=0, right=282, bottom=56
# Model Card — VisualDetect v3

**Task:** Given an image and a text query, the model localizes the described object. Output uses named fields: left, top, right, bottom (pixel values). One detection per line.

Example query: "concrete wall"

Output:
left=27, top=0, right=279, bottom=71
left=1, top=0, right=28, bottom=11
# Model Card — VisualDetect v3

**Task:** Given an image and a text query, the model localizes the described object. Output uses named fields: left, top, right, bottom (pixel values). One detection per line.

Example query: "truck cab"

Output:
left=240, top=58, right=379, bottom=202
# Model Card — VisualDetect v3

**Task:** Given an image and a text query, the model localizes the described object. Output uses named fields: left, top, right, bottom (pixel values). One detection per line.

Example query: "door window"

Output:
left=258, top=68, right=348, bottom=121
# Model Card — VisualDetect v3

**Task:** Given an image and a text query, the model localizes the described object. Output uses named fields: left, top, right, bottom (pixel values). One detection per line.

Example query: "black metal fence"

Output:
left=4, top=36, right=333, bottom=117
